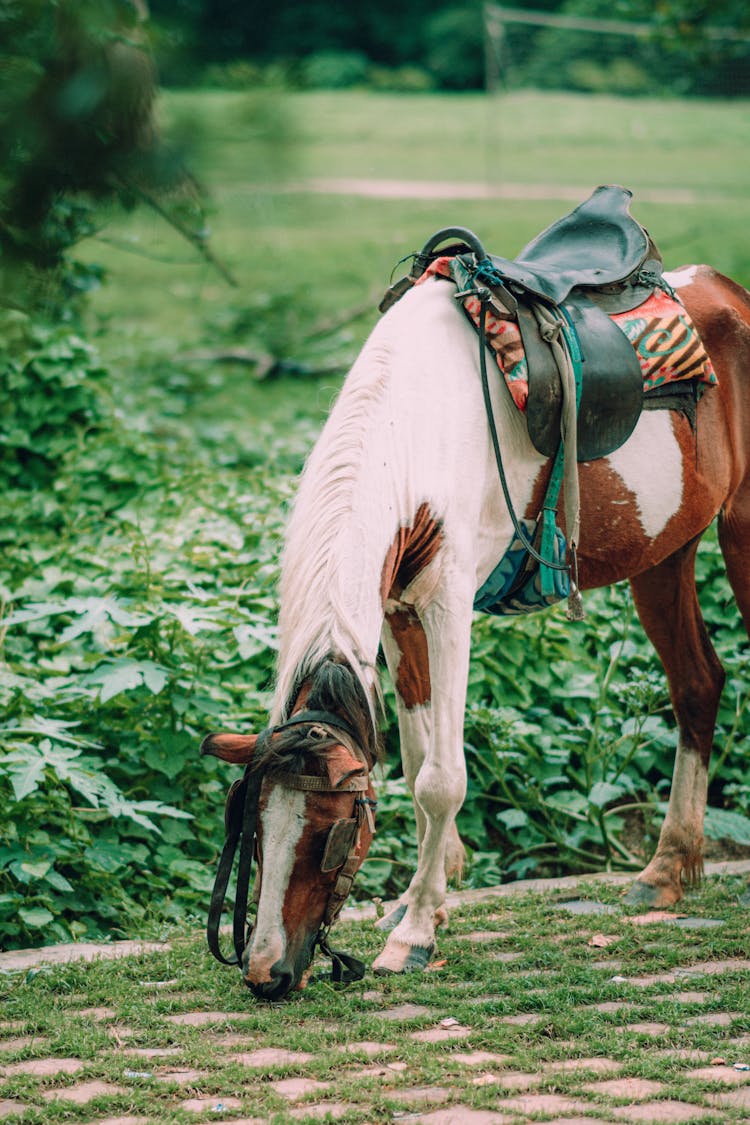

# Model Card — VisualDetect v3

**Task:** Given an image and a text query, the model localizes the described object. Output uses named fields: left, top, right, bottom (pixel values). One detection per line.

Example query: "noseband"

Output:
left=206, top=709, right=376, bottom=987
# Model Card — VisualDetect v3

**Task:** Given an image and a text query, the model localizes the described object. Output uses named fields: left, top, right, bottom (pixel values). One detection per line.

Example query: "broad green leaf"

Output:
left=497, top=808, right=529, bottom=830
left=20, top=860, right=51, bottom=880
left=144, top=732, right=189, bottom=780
left=704, top=806, right=750, bottom=846
left=141, top=663, right=168, bottom=695
left=44, top=869, right=75, bottom=893
left=92, top=662, right=143, bottom=702
left=84, top=841, right=126, bottom=874
left=5, top=753, right=46, bottom=801
left=588, top=780, right=629, bottom=809
left=18, top=906, right=54, bottom=929
left=86, top=660, right=166, bottom=702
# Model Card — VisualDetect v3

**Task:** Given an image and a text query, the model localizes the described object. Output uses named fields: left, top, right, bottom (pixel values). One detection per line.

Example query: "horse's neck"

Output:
left=272, top=280, right=532, bottom=719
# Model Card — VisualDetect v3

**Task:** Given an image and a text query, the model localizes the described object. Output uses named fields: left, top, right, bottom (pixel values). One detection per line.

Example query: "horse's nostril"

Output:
left=245, top=967, right=294, bottom=1002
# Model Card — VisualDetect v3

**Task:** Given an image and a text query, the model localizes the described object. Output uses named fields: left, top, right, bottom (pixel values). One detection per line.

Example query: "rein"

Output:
left=206, top=709, right=375, bottom=988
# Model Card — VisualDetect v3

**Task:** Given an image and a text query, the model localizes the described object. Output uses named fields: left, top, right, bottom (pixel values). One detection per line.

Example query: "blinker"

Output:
left=321, top=818, right=358, bottom=872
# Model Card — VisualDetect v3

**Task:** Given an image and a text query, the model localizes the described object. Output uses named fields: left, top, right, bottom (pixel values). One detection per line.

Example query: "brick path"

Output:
left=1, top=862, right=749, bottom=1124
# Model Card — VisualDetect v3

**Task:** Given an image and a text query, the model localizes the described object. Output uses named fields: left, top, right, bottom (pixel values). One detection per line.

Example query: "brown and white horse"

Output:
left=206, top=260, right=750, bottom=999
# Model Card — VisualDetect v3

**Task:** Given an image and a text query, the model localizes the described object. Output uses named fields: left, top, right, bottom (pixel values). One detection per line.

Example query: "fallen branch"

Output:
left=121, top=180, right=239, bottom=288
left=307, top=296, right=377, bottom=339
left=176, top=347, right=348, bottom=380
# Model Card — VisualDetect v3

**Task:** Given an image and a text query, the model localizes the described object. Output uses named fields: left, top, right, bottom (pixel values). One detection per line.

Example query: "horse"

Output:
left=203, top=220, right=750, bottom=1001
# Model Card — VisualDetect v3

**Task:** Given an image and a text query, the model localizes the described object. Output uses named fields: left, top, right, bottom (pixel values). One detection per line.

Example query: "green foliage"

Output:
left=0, top=317, right=107, bottom=489
left=517, top=0, right=750, bottom=96
left=148, top=0, right=750, bottom=95
left=0, top=312, right=295, bottom=949
left=424, top=4, right=485, bottom=91
left=302, top=50, right=371, bottom=89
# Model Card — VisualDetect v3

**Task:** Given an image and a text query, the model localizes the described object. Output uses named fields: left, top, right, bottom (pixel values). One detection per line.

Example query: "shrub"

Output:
left=302, top=50, right=370, bottom=89
left=424, top=5, right=485, bottom=91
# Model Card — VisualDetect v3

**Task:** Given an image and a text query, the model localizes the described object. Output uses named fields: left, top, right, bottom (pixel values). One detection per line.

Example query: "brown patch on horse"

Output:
left=526, top=457, right=651, bottom=587
left=201, top=732, right=259, bottom=764
left=525, top=399, right=730, bottom=591
left=384, top=602, right=431, bottom=709
left=324, top=743, right=368, bottom=788
left=381, top=503, right=444, bottom=605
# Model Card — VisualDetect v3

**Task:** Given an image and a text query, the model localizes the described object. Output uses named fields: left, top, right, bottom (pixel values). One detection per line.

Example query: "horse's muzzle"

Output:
left=243, top=936, right=315, bottom=1001
left=245, top=963, right=294, bottom=1001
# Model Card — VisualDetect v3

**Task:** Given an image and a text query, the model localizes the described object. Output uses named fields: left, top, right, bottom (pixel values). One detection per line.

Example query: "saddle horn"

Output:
left=413, top=227, right=489, bottom=275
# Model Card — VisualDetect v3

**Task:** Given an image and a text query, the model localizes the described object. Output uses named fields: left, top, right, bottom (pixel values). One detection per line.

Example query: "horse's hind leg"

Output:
left=718, top=484, right=750, bottom=905
left=717, top=485, right=750, bottom=636
left=625, top=536, right=725, bottom=907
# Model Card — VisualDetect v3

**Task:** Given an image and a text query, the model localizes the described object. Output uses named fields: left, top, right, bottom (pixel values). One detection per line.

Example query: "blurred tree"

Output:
left=425, top=4, right=485, bottom=90
left=514, top=0, right=750, bottom=95
left=148, top=0, right=750, bottom=93
left=0, top=0, right=204, bottom=317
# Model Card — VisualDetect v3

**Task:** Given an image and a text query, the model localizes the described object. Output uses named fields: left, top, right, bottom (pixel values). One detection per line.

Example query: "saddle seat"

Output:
left=487, top=183, right=660, bottom=308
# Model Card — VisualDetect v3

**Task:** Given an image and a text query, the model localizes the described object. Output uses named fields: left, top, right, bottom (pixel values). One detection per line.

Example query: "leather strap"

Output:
left=206, top=766, right=262, bottom=966
left=275, top=709, right=360, bottom=743
left=271, top=772, right=369, bottom=793
left=317, top=929, right=366, bottom=984
left=476, top=294, right=569, bottom=573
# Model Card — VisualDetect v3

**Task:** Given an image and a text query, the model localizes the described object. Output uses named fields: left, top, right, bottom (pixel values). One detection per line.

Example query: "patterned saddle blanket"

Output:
left=419, top=254, right=716, bottom=412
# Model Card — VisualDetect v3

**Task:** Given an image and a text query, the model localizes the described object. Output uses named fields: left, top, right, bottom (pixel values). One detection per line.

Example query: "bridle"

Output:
left=206, top=709, right=377, bottom=986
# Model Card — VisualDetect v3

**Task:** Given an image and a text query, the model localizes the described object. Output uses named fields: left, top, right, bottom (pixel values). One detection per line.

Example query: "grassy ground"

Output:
left=1, top=871, right=749, bottom=1123
left=81, top=88, right=750, bottom=366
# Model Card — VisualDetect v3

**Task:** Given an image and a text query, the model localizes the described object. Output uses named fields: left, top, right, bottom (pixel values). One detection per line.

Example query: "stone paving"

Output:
left=1, top=862, right=749, bottom=1124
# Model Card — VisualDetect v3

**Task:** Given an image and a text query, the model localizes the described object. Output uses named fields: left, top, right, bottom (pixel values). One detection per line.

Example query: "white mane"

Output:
left=271, top=330, right=393, bottom=725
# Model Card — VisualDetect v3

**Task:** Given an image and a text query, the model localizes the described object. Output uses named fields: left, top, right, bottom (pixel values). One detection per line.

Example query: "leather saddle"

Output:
left=382, top=186, right=662, bottom=462
left=487, top=183, right=659, bottom=309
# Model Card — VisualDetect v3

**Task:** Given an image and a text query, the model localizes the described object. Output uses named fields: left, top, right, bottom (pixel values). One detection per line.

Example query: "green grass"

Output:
left=160, top=88, right=750, bottom=194
left=1, top=874, right=749, bottom=1122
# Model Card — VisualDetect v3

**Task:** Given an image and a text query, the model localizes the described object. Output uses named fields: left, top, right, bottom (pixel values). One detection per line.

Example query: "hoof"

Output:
left=375, top=903, right=407, bottom=933
left=373, top=943, right=435, bottom=975
left=622, top=880, right=677, bottom=908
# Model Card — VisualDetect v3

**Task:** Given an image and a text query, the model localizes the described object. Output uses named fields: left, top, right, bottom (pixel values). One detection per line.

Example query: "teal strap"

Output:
left=539, top=443, right=565, bottom=596
left=539, top=309, right=582, bottom=596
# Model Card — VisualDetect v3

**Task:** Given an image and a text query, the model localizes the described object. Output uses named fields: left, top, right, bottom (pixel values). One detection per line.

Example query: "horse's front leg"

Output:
left=374, top=586, right=471, bottom=974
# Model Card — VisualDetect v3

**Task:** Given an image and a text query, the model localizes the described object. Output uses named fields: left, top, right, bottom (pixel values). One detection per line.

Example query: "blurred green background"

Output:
left=1, top=1, right=749, bottom=950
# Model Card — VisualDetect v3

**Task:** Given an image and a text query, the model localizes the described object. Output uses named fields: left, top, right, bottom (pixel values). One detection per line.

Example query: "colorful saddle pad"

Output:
left=417, top=257, right=716, bottom=413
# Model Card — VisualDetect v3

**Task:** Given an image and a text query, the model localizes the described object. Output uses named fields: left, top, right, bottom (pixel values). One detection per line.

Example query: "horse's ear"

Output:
left=201, top=732, right=259, bottom=764
left=325, top=743, right=367, bottom=789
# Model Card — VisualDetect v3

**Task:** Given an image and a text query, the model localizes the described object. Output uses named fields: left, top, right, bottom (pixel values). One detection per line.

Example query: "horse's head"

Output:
left=203, top=715, right=376, bottom=1001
